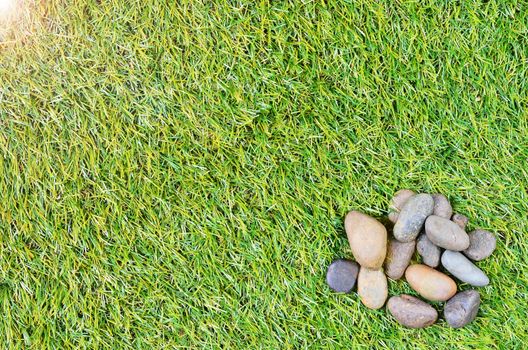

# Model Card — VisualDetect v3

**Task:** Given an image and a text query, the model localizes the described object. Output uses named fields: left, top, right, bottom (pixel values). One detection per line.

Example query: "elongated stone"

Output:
left=444, top=290, right=480, bottom=328
left=393, top=194, right=434, bottom=242
left=441, top=251, right=489, bottom=287
left=405, top=264, right=457, bottom=301
left=387, top=294, right=438, bottom=328
left=425, top=215, right=470, bottom=251
left=417, top=233, right=441, bottom=268
left=385, top=239, right=415, bottom=280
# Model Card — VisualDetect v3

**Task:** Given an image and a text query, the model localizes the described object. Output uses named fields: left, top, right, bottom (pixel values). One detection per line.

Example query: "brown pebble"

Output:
left=405, top=264, right=457, bottom=301
left=387, top=294, right=438, bottom=328
left=385, top=239, right=415, bottom=280
left=357, top=267, right=388, bottom=310
left=345, top=211, right=387, bottom=269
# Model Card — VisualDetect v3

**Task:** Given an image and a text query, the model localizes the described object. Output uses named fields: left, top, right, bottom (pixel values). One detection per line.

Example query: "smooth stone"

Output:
left=451, top=213, right=469, bottom=230
left=390, top=189, right=416, bottom=211
left=444, top=290, right=481, bottom=328
left=385, top=239, right=415, bottom=280
left=357, top=267, right=388, bottom=310
left=345, top=211, right=387, bottom=269
left=393, top=194, right=434, bottom=243
left=432, top=193, right=453, bottom=219
left=417, top=233, right=441, bottom=268
left=405, top=264, right=457, bottom=301
left=425, top=215, right=470, bottom=251
left=388, top=211, right=399, bottom=224
left=326, top=259, right=359, bottom=293
left=388, top=190, right=415, bottom=224
left=387, top=294, right=438, bottom=328
left=441, top=251, right=489, bottom=287
left=464, top=229, right=496, bottom=261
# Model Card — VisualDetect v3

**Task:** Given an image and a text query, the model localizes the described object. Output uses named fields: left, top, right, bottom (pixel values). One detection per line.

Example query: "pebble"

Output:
left=387, top=294, right=438, bottom=328
left=385, top=239, right=415, bottom=280
left=358, top=267, right=388, bottom=310
left=388, top=190, right=415, bottom=224
left=425, top=215, right=470, bottom=251
left=393, top=194, right=434, bottom=242
left=326, top=259, right=359, bottom=293
left=345, top=211, right=387, bottom=269
left=417, top=233, right=441, bottom=268
left=432, top=193, right=453, bottom=219
left=444, top=290, right=481, bottom=328
left=441, top=251, right=489, bottom=287
left=405, top=264, right=457, bottom=301
left=464, top=229, right=496, bottom=261
left=451, top=213, right=469, bottom=230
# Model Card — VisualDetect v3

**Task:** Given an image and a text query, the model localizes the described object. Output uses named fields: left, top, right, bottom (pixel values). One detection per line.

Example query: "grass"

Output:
left=0, top=0, right=527, bottom=348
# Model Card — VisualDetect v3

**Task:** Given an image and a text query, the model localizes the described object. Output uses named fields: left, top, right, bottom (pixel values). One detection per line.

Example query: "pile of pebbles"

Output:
left=326, top=190, right=496, bottom=328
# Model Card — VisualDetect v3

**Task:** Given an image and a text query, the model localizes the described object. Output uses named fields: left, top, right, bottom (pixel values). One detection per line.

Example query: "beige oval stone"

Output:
left=345, top=211, right=387, bottom=269
left=358, top=267, right=388, bottom=310
left=405, top=264, right=457, bottom=301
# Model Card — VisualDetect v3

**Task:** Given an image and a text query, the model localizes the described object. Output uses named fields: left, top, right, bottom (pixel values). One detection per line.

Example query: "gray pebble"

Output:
left=385, top=239, right=415, bottom=280
left=417, top=233, right=441, bottom=268
left=432, top=194, right=453, bottom=219
left=326, top=259, right=359, bottom=293
left=387, top=294, right=438, bottom=328
left=393, top=194, right=434, bottom=242
left=451, top=213, right=469, bottom=230
left=464, top=229, right=496, bottom=261
left=441, top=251, right=489, bottom=287
left=425, top=215, right=470, bottom=251
left=444, top=290, right=480, bottom=328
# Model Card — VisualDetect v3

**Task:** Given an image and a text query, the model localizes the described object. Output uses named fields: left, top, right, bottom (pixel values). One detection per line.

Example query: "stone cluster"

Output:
left=326, top=190, right=496, bottom=328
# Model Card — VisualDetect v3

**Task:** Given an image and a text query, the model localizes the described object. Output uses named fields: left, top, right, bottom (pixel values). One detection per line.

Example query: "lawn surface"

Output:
left=1, top=0, right=527, bottom=348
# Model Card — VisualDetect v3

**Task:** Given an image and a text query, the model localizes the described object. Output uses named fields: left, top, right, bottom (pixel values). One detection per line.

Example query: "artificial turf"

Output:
left=0, top=0, right=527, bottom=348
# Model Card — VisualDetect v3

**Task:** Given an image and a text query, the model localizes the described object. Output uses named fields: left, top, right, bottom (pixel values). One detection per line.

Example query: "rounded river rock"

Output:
left=393, top=194, right=434, bottom=243
left=451, top=213, right=469, bottom=230
left=432, top=193, right=453, bottom=219
left=444, top=290, right=481, bottom=328
left=417, top=233, right=441, bottom=268
left=405, top=264, right=457, bottom=301
left=425, top=215, right=470, bottom=251
left=388, top=189, right=415, bottom=224
left=385, top=239, right=415, bottom=280
left=387, top=294, right=438, bottom=328
left=345, top=211, right=387, bottom=269
left=357, top=267, right=388, bottom=310
left=326, top=259, right=359, bottom=293
left=441, top=250, right=489, bottom=287
left=464, top=229, right=496, bottom=261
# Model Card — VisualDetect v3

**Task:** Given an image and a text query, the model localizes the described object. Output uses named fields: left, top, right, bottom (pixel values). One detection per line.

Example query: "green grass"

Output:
left=0, top=0, right=527, bottom=348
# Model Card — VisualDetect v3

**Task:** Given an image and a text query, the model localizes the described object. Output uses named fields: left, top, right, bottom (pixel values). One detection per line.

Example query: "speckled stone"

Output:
left=464, top=229, right=496, bottom=261
left=387, top=294, right=438, bottom=328
left=393, top=194, right=434, bottom=242
left=444, top=290, right=481, bottom=328
left=432, top=193, right=453, bottom=219
left=385, top=239, right=415, bottom=280
left=417, top=233, right=441, bottom=268
left=441, top=251, right=489, bottom=287
left=326, top=259, right=359, bottom=293
left=345, top=211, right=387, bottom=269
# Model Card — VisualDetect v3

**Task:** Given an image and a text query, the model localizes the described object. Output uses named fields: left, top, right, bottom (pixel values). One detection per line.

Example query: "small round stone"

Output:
left=432, top=193, right=453, bottom=219
left=390, top=189, right=416, bottom=211
left=387, top=294, right=438, bottom=328
left=393, top=194, right=434, bottom=242
left=357, top=267, right=388, bottom=310
left=385, top=239, right=415, bottom=280
left=405, top=264, right=457, bottom=301
left=444, top=290, right=481, bottom=328
left=441, top=251, right=489, bottom=287
left=345, top=211, right=387, bottom=269
left=326, top=259, right=359, bottom=293
left=451, top=213, right=469, bottom=230
left=464, top=229, right=496, bottom=261
left=425, top=215, right=470, bottom=251
left=417, top=233, right=441, bottom=268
